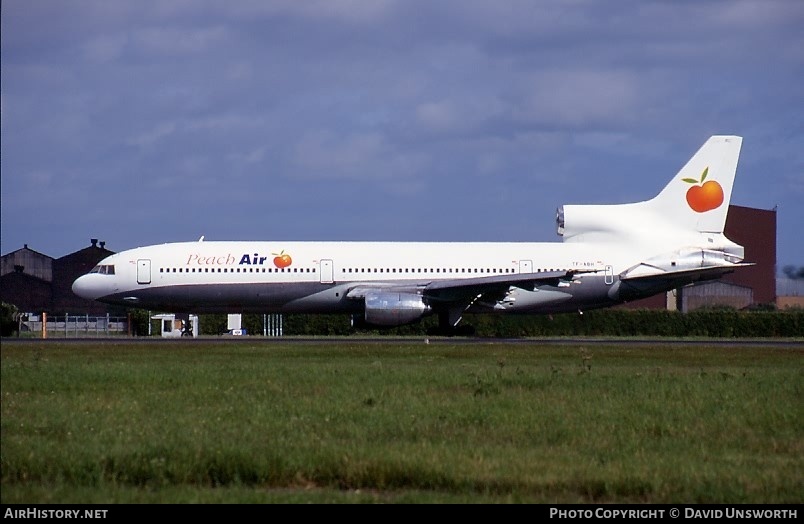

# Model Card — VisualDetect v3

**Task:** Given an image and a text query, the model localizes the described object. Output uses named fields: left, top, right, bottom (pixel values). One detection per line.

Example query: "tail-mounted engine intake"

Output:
left=556, top=203, right=641, bottom=242
left=556, top=206, right=565, bottom=236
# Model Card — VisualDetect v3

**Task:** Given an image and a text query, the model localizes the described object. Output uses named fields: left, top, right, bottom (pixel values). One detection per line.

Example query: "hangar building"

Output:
left=1, top=239, right=117, bottom=315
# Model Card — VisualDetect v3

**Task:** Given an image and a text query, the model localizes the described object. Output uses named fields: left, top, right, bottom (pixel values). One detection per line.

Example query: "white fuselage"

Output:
left=71, top=237, right=700, bottom=318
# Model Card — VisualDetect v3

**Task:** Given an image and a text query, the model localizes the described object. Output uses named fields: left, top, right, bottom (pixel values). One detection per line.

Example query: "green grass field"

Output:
left=1, top=339, right=802, bottom=503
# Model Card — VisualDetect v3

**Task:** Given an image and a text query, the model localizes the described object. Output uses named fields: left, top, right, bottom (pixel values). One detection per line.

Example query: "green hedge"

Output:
left=4, top=305, right=799, bottom=338
left=462, top=308, right=804, bottom=338
left=196, top=308, right=803, bottom=338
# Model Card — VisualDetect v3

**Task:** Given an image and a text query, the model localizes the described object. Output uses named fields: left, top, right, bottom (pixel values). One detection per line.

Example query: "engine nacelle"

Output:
left=556, top=203, right=674, bottom=243
left=361, top=291, right=431, bottom=327
left=556, top=204, right=639, bottom=242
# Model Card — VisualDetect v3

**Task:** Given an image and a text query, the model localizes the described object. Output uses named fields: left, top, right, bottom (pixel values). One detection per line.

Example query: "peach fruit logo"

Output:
left=272, top=250, right=292, bottom=268
left=683, top=167, right=723, bottom=213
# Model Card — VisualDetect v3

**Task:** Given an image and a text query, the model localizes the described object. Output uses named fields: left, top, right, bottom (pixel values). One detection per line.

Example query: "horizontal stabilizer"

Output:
left=621, top=263, right=753, bottom=282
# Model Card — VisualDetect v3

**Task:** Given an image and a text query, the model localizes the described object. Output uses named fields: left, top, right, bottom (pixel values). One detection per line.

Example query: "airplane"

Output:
left=73, top=135, right=750, bottom=335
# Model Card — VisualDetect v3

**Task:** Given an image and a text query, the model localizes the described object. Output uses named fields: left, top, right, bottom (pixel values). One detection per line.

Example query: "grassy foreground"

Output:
left=1, top=339, right=802, bottom=503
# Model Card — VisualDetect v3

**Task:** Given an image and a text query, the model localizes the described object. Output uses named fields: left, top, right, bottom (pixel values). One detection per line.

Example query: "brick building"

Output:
left=620, top=205, right=777, bottom=311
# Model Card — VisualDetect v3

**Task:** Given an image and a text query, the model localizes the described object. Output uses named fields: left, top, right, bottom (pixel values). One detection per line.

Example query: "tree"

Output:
left=128, top=309, right=154, bottom=336
left=782, top=265, right=804, bottom=280
left=0, top=302, right=20, bottom=337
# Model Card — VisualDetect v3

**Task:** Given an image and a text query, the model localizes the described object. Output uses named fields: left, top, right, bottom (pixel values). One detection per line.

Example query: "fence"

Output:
left=21, top=314, right=129, bottom=337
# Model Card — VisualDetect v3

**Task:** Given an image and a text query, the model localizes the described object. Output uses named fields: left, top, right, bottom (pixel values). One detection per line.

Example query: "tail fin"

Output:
left=558, top=135, right=743, bottom=244
left=648, top=135, right=742, bottom=234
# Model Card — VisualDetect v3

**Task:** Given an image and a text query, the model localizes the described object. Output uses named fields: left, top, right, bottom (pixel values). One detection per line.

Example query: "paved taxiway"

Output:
left=5, top=336, right=803, bottom=349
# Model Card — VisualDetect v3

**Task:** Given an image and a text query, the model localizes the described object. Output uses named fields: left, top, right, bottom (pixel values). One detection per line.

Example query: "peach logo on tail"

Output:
left=272, top=250, right=292, bottom=268
left=683, top=167, right=723, bottom=213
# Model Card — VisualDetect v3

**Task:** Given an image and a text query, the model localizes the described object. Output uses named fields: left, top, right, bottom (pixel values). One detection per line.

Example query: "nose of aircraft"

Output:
left=72, top=274, right=106, bottom=300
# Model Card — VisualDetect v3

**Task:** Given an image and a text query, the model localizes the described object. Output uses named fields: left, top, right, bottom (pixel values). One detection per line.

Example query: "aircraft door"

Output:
left=519, top=260, right=533, bottom=273
left=320, top=259, right=334, bottom=284
left=605, top=265, right=614, bottom=285
left=137, top=259, right=151, bottom=285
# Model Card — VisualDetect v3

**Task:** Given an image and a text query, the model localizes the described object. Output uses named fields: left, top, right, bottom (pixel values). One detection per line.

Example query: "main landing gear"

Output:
left=426, top=311, right=475, bottom=337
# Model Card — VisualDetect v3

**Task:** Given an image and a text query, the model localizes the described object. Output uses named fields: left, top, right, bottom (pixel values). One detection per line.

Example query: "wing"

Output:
left=345, top=269, right=596, bottom=327
left=346, top=270, right=583, bottom=300
left=421, top=270, right=580, bottom=301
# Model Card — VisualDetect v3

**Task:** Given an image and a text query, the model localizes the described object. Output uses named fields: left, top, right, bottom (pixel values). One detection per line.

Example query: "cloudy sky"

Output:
left=2, top=1, right=803, bottom=271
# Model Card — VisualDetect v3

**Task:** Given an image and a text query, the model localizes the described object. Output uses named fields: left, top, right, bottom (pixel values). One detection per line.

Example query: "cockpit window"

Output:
left=89, top=264, right=115, bottom=275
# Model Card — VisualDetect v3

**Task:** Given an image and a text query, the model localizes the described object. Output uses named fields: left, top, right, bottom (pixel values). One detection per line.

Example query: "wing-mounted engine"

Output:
left=352, top=290, right=432, bottom=327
